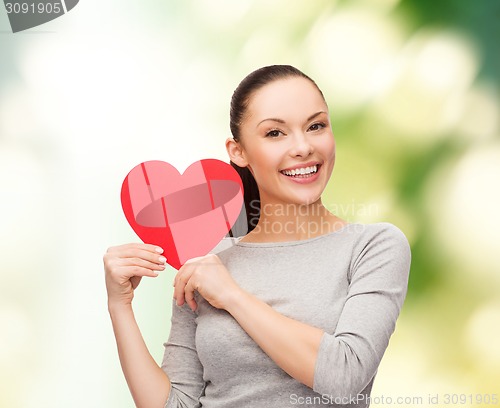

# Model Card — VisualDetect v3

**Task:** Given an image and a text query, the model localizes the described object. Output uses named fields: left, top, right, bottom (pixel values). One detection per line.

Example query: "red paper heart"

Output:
left=121, top=159, right=244, bottom=270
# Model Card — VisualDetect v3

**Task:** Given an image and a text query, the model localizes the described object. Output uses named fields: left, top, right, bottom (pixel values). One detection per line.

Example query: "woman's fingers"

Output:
left=120, top=265, right=162, bottom=279
left=173, top=267, right=193, bottom=307
left=130, top=276, right=142, bottom=290
left=105, top=254, right=165, bottom=272
left=104, top=243, right=166, bottom=306
left=120, top=257, right=166, bottom=271
left=104, top=244, right=167, bottom=276
left=106, top=257, right=166, bottom=281
left=108, top=243, right=164, bottom=255
left=184, top=279, right=198, bottom=312
left=116, top=248, right=167, bottom=265
left=174, top=265, right=201, bottom=311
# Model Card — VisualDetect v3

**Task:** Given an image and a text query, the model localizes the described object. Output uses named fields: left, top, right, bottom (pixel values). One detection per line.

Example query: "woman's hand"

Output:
left=173, top=253, right=242, bottom=312
left=103, top=243, right=167, bottom=308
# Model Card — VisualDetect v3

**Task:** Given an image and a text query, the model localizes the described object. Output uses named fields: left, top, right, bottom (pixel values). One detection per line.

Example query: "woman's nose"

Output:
left=288, top=132, right=314, bottom=157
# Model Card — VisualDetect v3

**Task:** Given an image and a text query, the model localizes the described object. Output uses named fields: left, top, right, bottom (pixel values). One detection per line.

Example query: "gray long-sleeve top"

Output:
left=161, top=222, right=411, bottom=407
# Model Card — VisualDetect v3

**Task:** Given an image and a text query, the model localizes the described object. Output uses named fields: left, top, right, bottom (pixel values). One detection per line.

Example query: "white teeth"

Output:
left=281, top=165, right=318, bottom=176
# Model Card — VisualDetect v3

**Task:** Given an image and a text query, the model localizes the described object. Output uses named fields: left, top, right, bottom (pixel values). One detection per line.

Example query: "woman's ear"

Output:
left=226, top=137, right=249, bottom=167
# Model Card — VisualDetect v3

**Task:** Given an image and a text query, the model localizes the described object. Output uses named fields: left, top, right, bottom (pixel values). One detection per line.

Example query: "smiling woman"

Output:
left=228, top=65, right=335, bottom=235
left=104, top=65, right=411, bottom=408
left=230, top=76, right=337, bottom=241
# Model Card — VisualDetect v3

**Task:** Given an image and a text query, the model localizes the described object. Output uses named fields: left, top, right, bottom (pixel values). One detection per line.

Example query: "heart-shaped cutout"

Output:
left=121, top=159, right=244, bottom=270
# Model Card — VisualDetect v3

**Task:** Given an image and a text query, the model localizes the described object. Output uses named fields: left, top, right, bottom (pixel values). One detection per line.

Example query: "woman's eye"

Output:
left=266, top=129, right=283, bottom=138
left=308, top=122, right=326, bottom=131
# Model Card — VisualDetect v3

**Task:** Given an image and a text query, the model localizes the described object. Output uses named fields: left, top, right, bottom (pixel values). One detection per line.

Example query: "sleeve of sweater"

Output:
left=313, top=222, right=412, bottom=398
left=161, top=237, right=237, bottom=408
left=162, top=299, right=204, bottom=408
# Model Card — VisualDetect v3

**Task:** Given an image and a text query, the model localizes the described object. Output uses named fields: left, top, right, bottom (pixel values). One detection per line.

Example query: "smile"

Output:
left=280, top=164, right=319, bottom=178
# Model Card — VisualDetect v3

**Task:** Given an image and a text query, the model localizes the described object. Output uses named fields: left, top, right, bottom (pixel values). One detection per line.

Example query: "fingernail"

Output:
left=159, top=256, right=166, bottom=263
left=153, top=270, right=159, bottom=275
left=155, top=247, right=164, bottom=253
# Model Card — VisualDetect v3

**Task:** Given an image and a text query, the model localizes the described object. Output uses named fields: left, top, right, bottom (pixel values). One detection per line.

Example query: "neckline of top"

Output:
left=234, top=222, right=361, bottom=248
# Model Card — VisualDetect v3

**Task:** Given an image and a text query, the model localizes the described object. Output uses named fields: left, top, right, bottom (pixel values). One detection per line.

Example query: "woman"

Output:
left=104, top=65, right=411, bottom=408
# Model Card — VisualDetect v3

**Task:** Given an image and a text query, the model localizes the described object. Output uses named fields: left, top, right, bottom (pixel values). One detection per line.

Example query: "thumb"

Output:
left=131, top=276, right=142, bottom=290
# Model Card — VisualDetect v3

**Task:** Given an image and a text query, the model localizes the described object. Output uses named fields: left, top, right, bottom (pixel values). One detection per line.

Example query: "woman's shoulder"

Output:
left=350, top=221, right=412, bottom=269
left=339, top=222, right=411, bottom=267
left=363, top=222, right=411, bottom=249
left=356, top=221, right=410, bottom=242
left=323, top=221, right=410, bottom=249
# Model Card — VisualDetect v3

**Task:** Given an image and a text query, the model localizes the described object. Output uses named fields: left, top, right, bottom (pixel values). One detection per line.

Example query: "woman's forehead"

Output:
left=246, top=77, right=327, bottom=122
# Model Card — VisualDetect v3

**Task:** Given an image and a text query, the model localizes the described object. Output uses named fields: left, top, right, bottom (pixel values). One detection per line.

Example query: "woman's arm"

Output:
left=225, top=290, right=324, bottom=388
left=224, top=224, right=411, bottom=397
left=109, top=303, right=170, bottom=408
left=104, top=243, right=172, bottom=408
left=174, top=253, right=324, bottom=388
left=176, top=224, right=411, bottom=398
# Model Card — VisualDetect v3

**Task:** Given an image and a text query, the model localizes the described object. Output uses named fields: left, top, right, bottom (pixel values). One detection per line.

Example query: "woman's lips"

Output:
left=279, top=164, right=322, bottom=184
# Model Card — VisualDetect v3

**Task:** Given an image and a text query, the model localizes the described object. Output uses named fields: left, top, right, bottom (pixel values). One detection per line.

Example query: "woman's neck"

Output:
left=242, top=199, right=348, bottom=243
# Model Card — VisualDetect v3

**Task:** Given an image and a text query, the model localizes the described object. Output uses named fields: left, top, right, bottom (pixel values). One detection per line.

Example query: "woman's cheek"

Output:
left=324, top=134, right=336, bottom=160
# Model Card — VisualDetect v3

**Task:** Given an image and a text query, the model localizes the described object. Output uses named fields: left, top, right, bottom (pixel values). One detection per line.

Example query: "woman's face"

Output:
left=237, top=77, right=335, bottom=207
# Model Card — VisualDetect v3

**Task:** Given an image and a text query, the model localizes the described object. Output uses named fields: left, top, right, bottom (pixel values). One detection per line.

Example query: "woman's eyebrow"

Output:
left=257, top=117, right=285, bottom=126
left=307, top=111, right=327, bottom=121
left=257, top=111, right=327, bottom=127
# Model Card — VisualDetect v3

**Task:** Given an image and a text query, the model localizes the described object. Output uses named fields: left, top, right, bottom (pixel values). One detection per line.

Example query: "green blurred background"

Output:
left=1, top=0, right=499, bottom=407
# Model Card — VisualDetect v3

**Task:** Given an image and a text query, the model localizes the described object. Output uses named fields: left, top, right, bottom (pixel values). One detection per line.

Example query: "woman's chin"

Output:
left=285, top=192, right=323, bottom=207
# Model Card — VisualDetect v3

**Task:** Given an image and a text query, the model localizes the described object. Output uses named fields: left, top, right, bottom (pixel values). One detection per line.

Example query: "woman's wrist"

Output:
left=108, top=299, right=134, bottom=317
left=223, top=287, right=251, bottom=315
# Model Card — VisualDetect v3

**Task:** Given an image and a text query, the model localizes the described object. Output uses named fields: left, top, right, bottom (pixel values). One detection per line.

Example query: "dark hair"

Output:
left=229, top=65, right=325, bottom=234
